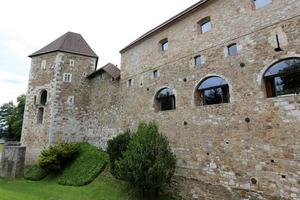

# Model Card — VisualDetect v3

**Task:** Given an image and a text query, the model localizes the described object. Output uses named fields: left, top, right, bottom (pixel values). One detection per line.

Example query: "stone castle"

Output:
left=21, top=0, right=300, bottom=199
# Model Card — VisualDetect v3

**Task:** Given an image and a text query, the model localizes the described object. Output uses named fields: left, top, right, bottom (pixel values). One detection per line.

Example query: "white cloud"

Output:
left=0, top=0, right=198, bottom=104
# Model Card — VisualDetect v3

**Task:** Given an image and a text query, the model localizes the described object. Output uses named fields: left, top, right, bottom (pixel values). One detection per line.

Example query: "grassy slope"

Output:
left=0, top=144, right=3, bottom=153
left=0, top=175, right=135, bottom=200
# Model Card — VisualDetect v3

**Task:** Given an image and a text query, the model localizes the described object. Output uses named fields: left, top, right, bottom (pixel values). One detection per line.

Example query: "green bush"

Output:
left=116, top=122, right=176, bottom=197
left=107, top=131, right=131, bottom=176
left=38, top=142, right=79, bottom=172
left=24, top=164, right=48, bottom=181
left=58, top=143, right=108, bottom=186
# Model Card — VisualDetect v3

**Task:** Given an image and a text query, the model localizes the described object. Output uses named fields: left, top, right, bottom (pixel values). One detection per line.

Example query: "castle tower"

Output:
left=21, top=32, right=98, bottom=164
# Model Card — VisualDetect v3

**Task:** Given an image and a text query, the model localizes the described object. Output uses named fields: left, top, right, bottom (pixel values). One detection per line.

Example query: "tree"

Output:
left=116, top=122, right=176, bottom=199
left=0, top=102, right=14, bottom=137
left=4, top=94, right=26, bottom=141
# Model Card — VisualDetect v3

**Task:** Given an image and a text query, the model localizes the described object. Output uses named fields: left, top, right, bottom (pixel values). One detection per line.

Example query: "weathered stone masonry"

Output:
left=22, top=0, right=300, bottom=199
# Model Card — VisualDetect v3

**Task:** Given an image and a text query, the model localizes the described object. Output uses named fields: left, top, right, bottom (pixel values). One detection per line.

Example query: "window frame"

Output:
left=153, top=70, right=160, bottom=78
left=63, top=73, right=72, bottom=83
left=160, top=39, right=169, bottom=52
left=253, top=0, right=272, bottom=10
left=198, top=17, right=212, bottom=34
left=194, top=55, right=203, bottom=66
left=227, top=43, right=238, bottom=56
left=155, top=87, right=176, bottom=112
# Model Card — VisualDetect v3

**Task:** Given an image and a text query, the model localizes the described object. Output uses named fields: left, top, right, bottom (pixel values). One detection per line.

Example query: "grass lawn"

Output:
left=0, top=175, right=138, bottom=200
left=0, top=144, right=3, bottom=153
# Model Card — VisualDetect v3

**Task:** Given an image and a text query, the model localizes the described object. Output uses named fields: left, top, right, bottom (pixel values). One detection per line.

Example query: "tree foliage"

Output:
left=107, top=130, right=131, bottom=177
left=0, top=94, right=26, bottom=141
left=116, top=122, right=176, bottom=198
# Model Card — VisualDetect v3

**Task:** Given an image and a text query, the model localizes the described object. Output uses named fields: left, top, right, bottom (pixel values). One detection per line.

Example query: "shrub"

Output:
left=24, top=164, right=48, bottom=181
left=107, top=131, right=131, bottom=176
left=116, top=122, right=176, bottom=198
left=58, top=143, right=108, bottom=186
left=38, top=142, right=79, bottom=172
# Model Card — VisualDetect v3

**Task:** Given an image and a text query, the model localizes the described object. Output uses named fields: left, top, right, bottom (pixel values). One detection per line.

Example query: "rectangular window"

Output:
left=67, top=96, right=74, bottom=105
left=228, top=44, right=238, bottom=56
left=63, top=73, right=72, bottom=83
left=153, top=70, right=160, bottom=78
left=41, top=60, right=46, bottom=69
left=201, top=20, right=212, bottom=33
left=128, top=79, right=133, bottom=87
left=160, top=39, right=169, bottom=51
left=69, top=59, right=75, bottom=67
left=253, top=0, right=272, bottom=9
left=194, top=55, right=204, bottom=66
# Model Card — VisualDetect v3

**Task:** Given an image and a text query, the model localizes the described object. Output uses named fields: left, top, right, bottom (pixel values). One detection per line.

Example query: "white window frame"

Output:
left=63, top=73, right=72, bottom=83
left=41, top=60, right=46, bottom=70
left=69, top=59, right=75, bottom=67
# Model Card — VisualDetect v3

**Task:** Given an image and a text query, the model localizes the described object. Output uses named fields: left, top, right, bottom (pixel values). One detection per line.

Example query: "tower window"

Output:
left=199, top=17, right=212, bottom=33
left=160, top=39, right=169, bottom=51
left=63, top=73, right=72, bottom=83
left=41, top=60, right=46, bottom=70
left=67, top=96, right=74, bottom=105
left=195, top=76, right=230, bottom=106
left=37, top=107, right=44, bottom=124
left=194, top=55, right=204, bottom=66
left=253, top=0, right=272, bottom=9
left=40, top=90, right=47, bottom=105
left=69, top=59, right=75, bottom=67
left=227, top=44, right=238, bottom=56
left=263, top=58, right=300, bottom=97
left=154, top=88, right=176, bottom=111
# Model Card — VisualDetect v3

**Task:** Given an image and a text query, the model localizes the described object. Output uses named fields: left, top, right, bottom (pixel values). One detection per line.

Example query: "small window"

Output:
left=69, top=59, right=75, bottom=67
left=253, top=0, right=272, bottom=9
left=194, top=55, right=204, bottom=66
left=33, top=96, right=37, bottom=105
left=41, top=60, right=46, bottom=69
left=264, top=58, right=300, bottom=97
left=195, top=76, right=230, bottom=106
left=37, top=107, right=44, bottom=124
left=40, top=90, right=47, bottom=105
left=228, top=44, right=238, bottom=56
left=128, top=79, right=133, bottom=87
left=199, top=17, right=212, bottom=33
left=153, top=70, right=160, bottom=78
left=155, top=88, right=176, bottom=111
left=63, top=73, right=72, bottom=83
left=99, top=72, right=103, bottom=80
left=160, top=39, right=169, bottom=51
left=67, top=96, right=74, bottom=105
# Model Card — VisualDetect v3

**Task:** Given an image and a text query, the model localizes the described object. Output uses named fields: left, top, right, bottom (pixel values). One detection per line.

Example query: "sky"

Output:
left=0, top=0, right=199, bottom=105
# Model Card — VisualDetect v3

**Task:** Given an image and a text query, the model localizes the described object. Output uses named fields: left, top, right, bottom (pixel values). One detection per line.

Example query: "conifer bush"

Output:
left=116, top=122, right=176, bottom=198
left=107, top=131, right=131, bottom=177
left=24, top=164, right=48, bottom=181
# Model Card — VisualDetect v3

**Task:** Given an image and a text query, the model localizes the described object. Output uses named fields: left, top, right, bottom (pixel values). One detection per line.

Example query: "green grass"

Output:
left=58, top=143, right=108, bottom=186
left=0, top=174, right=137, bottom=200
left=24, top=165, right=48, bottom=181
left=0, top=144, right=3, bottom=153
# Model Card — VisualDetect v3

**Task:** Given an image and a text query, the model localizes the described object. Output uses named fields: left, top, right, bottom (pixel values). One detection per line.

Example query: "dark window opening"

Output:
left=199, top=17, right=212, bottom=33
left=195, top=76, right=230, bottom=106
left=264, top=58, right=300, bottom=97
left=40, top=90, right=47, bottom=105
left=128, top=79, right=133, bottom=87
left=153, top=70, right=159, bottom=78
left=37, top=107, right=44, bottom=124
left=228, top=44, right=238, bottom=56
left=155, top=88, right=176, bottom=111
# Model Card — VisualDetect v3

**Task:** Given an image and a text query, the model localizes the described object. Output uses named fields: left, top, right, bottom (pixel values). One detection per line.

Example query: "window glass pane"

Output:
left=204, top=88, right=224, bottom=105
left=162, top=41, right=168, bottom=51
left=274, top=74, right=300, bottom=96
left=161, top=97, right=175, bottom=111
left=156, top=88, right=174, bottom=99
left=201, top=21, right=212, bottom=33
left=264, top=58, right=300, bottom=77
left=194, top=56, right=203, bottom=66
left=228, top=44, right=237, bottom=56
left=198, top=77, right=228, bottom=90
left=254, top=0, right=272, bottom=9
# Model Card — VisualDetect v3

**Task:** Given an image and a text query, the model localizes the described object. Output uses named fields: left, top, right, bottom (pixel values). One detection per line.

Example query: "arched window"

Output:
left=195, top=76, right=230, bottom=106
left=263, top=58, right=300, bottom=97
left=154, top=88, right=176, bottom=111
left=40, top=90, right=47, bottom=105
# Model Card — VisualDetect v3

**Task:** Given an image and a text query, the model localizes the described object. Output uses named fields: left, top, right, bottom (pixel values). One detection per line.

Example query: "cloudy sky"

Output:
left=0, top=0, right=199, bottom=105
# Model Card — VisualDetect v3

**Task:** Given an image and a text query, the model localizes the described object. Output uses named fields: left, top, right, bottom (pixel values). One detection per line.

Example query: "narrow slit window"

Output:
left=37, top=107, right=44, bottom=124
left=128, top=79, right=133, bottom=87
